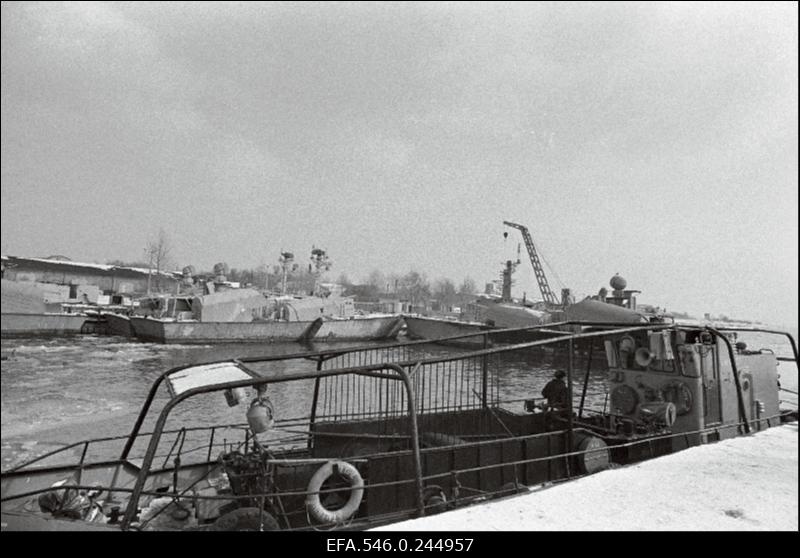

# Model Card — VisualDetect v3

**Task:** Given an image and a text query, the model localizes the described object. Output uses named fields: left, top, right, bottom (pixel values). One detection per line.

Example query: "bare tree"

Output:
left=144, top=228, right=173, bottom=293
left=458, top=277, right=477, bottom=302
left=366, top=269, right=386, bottom=292
left=433, top=278, right=458, bottom=306
left=400, top=270, right=430, bottom=307
left=458, top=277, right=477, bottom=295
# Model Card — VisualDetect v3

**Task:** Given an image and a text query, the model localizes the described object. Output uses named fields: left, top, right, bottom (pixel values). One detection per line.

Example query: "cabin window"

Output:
left=608, top=333, right=679, bottom=373
left=68, top=284, right=78, bottom=299
left=604, top=340, right=618, bottom=368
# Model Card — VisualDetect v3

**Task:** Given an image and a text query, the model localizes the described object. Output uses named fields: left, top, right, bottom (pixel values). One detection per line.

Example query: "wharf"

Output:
left=373, top=423, right=798, bottom=531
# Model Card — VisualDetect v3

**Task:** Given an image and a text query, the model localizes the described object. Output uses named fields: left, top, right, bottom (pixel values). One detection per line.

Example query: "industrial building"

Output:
left=1, top=255, right=180, bottom=302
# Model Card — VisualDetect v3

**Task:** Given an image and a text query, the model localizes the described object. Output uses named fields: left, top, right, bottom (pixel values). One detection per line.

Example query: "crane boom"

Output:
left=503, top=221, right=561, bottom=306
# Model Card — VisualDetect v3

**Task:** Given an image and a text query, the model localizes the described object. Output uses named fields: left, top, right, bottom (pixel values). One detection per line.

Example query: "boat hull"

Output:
left=403, top=316, right=492, bottom=348
left=0, top=313, right=88, bottom=337
left=316, top=316, right=404, bottom=342
left=403, top=315, right=565, bottom=346
left=129, top=316, right=403, bottom=344
left=103, top=313, right=135, bottom=338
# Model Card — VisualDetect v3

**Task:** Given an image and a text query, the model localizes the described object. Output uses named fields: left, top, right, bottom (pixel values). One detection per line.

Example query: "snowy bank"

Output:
left=373, top=423, right=798, bottom=531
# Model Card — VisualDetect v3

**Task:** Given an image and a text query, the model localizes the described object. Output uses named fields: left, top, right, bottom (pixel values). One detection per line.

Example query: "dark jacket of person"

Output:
left=542, top=378, right=568, bottom=410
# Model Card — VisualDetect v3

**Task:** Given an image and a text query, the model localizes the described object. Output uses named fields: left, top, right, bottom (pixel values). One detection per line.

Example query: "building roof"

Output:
left=1, top=255, right=180, bottom=279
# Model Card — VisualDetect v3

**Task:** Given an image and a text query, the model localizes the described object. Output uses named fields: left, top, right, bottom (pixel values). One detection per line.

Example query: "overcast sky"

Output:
left=1, top=1, right=797, bottom=326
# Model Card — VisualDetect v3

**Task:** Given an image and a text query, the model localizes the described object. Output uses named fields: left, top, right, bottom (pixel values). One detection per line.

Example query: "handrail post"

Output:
left=308, top=358, right=323, bottom=451
left=121, top=395, right=184, bottom=529
left=120, top=373, right=170, bottom=460
left=207, top=427, right=216, bottom=463
left=386, top=364, right=425, bottom=517
left=707, top=327, right=750, bottom=435
left=566, top=337, right=574, bottom=461
left=578, top=338, right=594, bottom=419
left=481, top=333, right=489, bottom=408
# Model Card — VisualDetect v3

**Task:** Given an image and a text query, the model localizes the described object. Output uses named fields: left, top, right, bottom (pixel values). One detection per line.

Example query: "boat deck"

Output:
left=373, top=423, right=799, bottom=531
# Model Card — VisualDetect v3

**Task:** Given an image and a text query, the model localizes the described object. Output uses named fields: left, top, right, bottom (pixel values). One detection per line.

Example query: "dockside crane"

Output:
left=503, top=221, right=561, bottom=307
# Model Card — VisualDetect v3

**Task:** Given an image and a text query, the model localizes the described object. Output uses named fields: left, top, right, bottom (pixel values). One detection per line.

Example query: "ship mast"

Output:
left=309, top=246, right=332, bottom=296
left=278, top=251, right=295, bottom=295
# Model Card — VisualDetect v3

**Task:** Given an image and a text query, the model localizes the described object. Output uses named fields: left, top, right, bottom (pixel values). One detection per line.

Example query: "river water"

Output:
left=1, top=328, right=797, bottom=471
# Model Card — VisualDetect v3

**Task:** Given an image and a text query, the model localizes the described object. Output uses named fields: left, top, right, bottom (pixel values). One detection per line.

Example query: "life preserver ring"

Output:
left=305, top=460, right=364, bottom=525
left=661, top=380, right=693, bottom=416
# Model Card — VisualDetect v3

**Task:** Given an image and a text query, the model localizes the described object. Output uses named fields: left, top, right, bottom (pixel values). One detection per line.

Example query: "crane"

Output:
left=503, top=221, right=561, bottom=307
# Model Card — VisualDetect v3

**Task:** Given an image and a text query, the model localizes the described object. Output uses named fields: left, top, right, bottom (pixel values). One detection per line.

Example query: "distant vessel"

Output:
left=128, top=312, right=403, bottom=344
left=1, top=279, right=132, bottom=337
left=405, top=221, right=662, bottom=346
left=121, top=253, right=403, bottom=344
left=1, top=312, right=89, bottom=337
left=402, top=315, right=492, bottom=348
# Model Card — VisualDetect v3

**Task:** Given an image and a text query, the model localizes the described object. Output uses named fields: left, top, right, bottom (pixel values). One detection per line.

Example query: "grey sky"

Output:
left=1, top=1, right=797, bottom=326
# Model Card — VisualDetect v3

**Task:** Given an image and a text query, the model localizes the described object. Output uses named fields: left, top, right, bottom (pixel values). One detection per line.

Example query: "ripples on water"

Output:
left=1, top=329, right=797, bottom=470
left=0, top=336, right=464, bottom=468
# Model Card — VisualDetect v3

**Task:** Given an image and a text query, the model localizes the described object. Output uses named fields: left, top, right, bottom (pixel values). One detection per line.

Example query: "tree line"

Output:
left=108, top=229, right=479, bottom=304
left=347, top=270, right=478, bottom=306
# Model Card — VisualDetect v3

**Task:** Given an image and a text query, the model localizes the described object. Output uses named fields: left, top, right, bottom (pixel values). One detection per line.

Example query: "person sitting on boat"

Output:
left=541, top=370, right=569, bottom=415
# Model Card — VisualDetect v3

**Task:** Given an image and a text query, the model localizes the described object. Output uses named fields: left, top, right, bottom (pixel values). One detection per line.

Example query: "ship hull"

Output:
left=0, top=313, right=87, bottom=337
left=129, top=315, right=403, bottom=344
left=403, top=316, right=492, bottom=348
left=316, top=316, right=404, bottom=342
left=103, top=313, right=136, bottom=338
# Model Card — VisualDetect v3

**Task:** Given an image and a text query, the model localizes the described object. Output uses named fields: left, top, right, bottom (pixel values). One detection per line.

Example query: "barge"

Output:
left=127, top=314, right=404, bottom=344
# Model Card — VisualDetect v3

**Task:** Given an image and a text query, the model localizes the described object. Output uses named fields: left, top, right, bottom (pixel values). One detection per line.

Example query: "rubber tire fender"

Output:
left=305, top=460, right=364, bottom=525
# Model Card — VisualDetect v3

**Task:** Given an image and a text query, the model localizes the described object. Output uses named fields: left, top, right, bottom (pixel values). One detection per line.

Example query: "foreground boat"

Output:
left=1, top=322, right=795, bottom=531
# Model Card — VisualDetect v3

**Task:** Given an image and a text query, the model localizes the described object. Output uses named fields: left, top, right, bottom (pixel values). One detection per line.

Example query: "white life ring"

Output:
left=305, top=460, right=364, bottom=525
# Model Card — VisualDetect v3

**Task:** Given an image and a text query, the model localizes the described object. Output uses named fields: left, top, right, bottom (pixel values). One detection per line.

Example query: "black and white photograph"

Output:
left=1, top=1, right=797, bottom=536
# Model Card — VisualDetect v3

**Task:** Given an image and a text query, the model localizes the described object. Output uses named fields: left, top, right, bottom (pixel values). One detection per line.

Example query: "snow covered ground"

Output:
left=373, top=423, right=798, bottom=531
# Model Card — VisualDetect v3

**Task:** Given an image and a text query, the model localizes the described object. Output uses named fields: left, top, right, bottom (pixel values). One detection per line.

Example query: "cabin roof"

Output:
left=166, top=361, right=260, bottom=397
